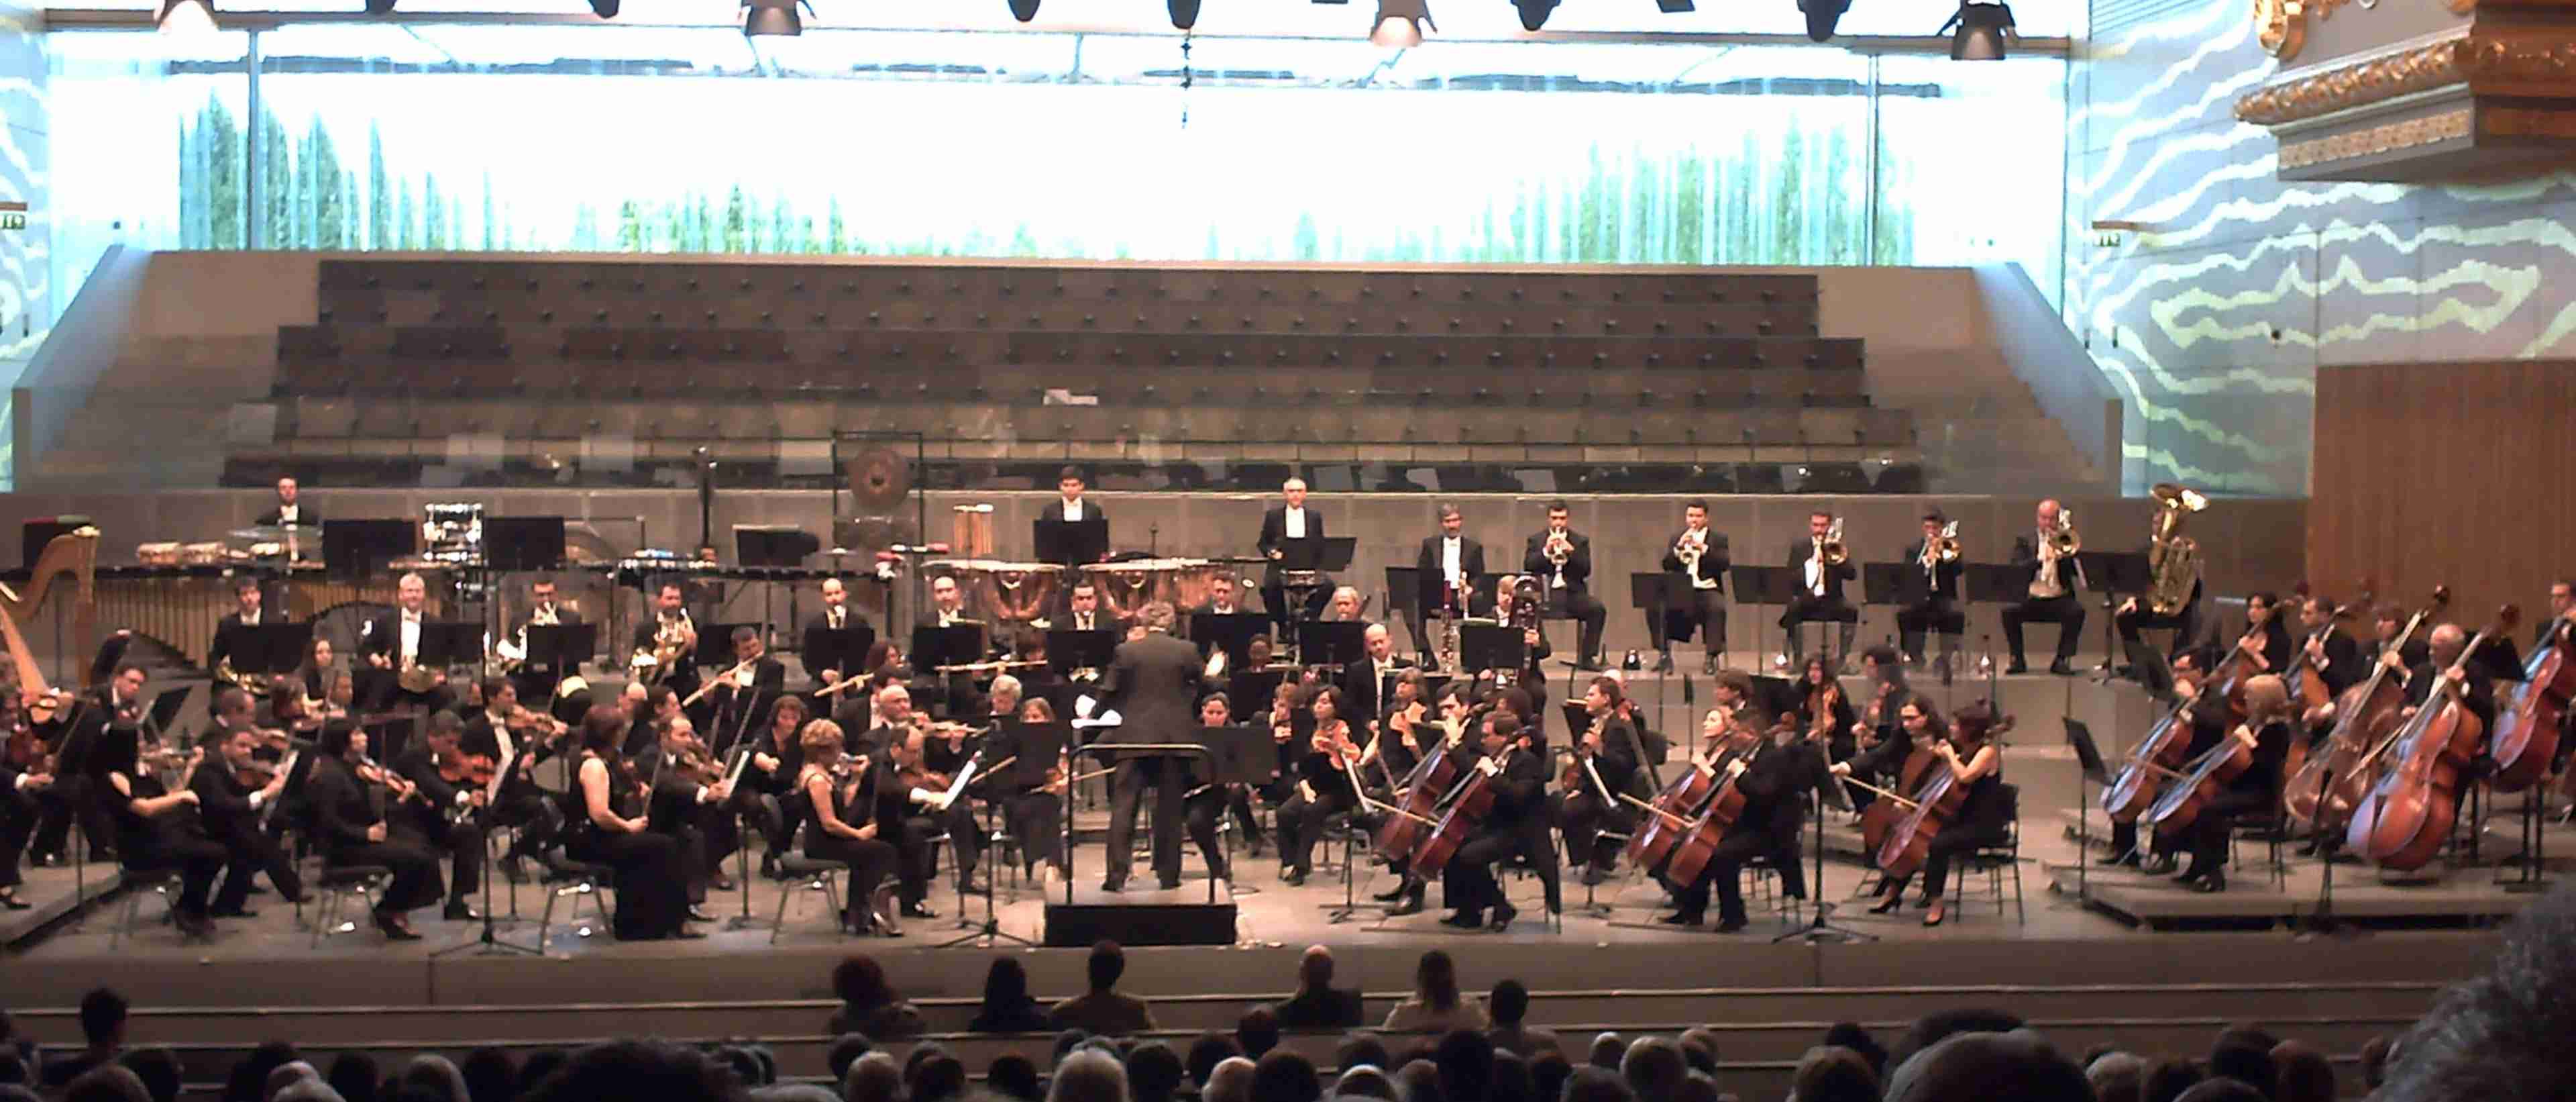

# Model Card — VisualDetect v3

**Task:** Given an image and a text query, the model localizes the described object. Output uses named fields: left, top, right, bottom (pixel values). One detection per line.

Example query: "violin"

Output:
left=2346, top=605, right=2516, bottom=871
left=1807, top=682, right=1842, bottom=744
left=435, top=750, right=499, bottom=789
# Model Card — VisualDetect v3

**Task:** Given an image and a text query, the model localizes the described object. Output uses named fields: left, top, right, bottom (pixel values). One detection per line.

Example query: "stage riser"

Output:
left=0, top=489, right=2304, bottom=672
left=1042, top=900, right=1238, bottom=946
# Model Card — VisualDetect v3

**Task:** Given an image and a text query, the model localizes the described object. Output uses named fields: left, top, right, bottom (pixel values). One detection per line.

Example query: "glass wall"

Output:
left=48, top=23, right=2068, bottom=296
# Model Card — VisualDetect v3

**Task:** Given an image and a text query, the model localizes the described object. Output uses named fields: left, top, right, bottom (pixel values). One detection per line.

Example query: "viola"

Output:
left=1875, top=715, right=2015, bottom=881
left=2284, top=590, right=2443, bottom=832
left=2345, top=606, right=2516, bottom=871
left=2491, top=615, right=2575, bottom=793
left=436, top=751, right=500, bottom=789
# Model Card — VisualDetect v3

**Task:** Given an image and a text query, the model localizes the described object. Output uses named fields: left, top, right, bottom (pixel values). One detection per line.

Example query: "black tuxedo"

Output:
left=1407, top=535, right=1487, bottom=657
left=358, top=611, right=452, bottom=712
left=510, top=604, right=585, bottom=699
left=2308, top=630, right=2366, bottom=697
left=207, top=611, right=273, bottom=679
left=1444, top=744, right=1560, bottom=917
left=1664, top=738, right=1828, bottom=926
left=630, top=619, right=704, bottom=703
left=1896, top=540, right=1968, bottom=663
left=1039, top=498, right=1108, bottom=546
left=1657, top=528, right=1731, bottom=652
left=1344, top=656, right=1419, bottom=736
left=186, top=753, right=304, bottom=912
left=1257, top=505, right=1332, bottom=632
left=304, top=756, right=443, bottom=913
left=2001, top=534, right=2088, bottom=668
left=391, top=744, right=481, bottom=906
left=1554, top=715, right=1641, bottom=872
left=1781, top=540, right=1859, bottom=664
left=1523, top=528, right=1607, bottom=666
left=255, top=505, right=321, bottom=529
left=1098, top=630, right=1216, bottom=885
left=706, top=658, right=788, bottom=752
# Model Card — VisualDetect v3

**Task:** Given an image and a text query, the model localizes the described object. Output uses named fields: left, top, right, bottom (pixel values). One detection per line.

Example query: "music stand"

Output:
left=1460, top=624, right=1527, bottom=678
left=1629, top=571, right=1676, bottom=652
left=525, top=623, right=596, bottom=674
left=1297, top=621, right=1366, bottom=669
left=2063, top=717, right=2113, bottom=907
left=1748, top=674, right=1801, bottom=724
left=1035, top=517, right=1110, bottom=567
left=232, top=623, right=316, bottom=679
left=1384, top=566, right=1422, bottom=619
left=1863, top=563, right=1921, bottom=659
left=421, top=623, right=484, bottom=672
left=484, top=517, right=567, bottom=572
left=1226, top=668, right=1288, bottom=726
left=802, top=625, right=877, bottom=684
left=1049, top=629, right=1120, bottom=677
left=2080, top=551, right=2148, bottom=673
left=1189, top=614, right=1269, bottom=672
left=1731, top=565, right=1794, bottom=671
left=692, top=623, right=760, bottom=673
left=912, top=625, right=986, bottom=674
left=144, top=688, right=193, bottom=748
left=321, top=519, right=417, bottom=582
left=1963, top=565, right=2027, bottom=672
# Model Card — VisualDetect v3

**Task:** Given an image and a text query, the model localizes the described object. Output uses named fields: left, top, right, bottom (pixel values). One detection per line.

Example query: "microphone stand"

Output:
left=1776, top=770, right=1876, bottom=943
left=432, top=777, right=541, bottom=957
left=934, top=783, right=1032, bottom=948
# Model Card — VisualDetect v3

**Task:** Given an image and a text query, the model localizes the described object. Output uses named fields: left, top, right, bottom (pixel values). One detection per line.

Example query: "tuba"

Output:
left=2145, top=484, right=2208, bottom=616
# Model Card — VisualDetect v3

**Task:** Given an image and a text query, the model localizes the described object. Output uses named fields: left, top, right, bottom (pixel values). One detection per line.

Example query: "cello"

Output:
left=1375, top=713, right=1464, bottom=864
left=2489, top=613, right=2576, bottom=793
left=2345, top=606, right=2517, bottom=872
left=2284, top=589, right=2442, bottom=832
left=1627, top=713, right=1758, bottom=874
left=1874, top=713, right=2015, bottom=882
left=1659, top=748, right=1756, bottom=889
left=1409, top=743, right=1509, bottom=876
left=2101, top=683, right=2206, bottom=825
left=2273, top=593, right=2360, bottom=793
left=2143, top=689, right=2286, bottom=842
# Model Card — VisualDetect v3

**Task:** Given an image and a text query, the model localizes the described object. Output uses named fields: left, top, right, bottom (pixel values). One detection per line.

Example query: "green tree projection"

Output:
left=367, top=123, right=391, bottom=249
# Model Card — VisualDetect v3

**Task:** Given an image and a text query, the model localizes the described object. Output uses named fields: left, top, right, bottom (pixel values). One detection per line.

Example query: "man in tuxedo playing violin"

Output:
left=394, top=711, right=486, bottom=921
left=1344, top=625, right=1415, bottom=737
left=1555, top=676, right=1642, bottom=886
left=633, top=715, right=741, bottom=908
left=706, top=628, right=788, bottom=757
left=189, top=707, right=305, bottom=917
left=461, top=677, right=564, bottom=885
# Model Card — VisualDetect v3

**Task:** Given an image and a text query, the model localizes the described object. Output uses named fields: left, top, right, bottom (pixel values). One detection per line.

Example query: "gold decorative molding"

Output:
left=2235, top=36, right=2465, bottom=123
left=2275, top=107, right=2473, bottom=168
left=2255, top=0, right=2310, bottom=62
left=2457, top=35, right=2576, bottom=87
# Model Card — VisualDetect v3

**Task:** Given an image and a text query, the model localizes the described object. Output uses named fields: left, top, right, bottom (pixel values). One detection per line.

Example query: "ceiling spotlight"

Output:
left=1944, top=0, right=2017, bottom=58
left=589, top=0, right=618, bottom=16
left=1370, top=0, right=1432, bottom=46
left=1169, top=0, right=1200, bottom=27
left=743, top=0, right=802, bottom=36
left=156, top=0, right=216, bottom=33
left=1008, top=0, right=1041, bottom=20
left=364, top=0, right=394, bottom=12
left=1656, top=0, right=1695, bottom=9
left=1514, top=0, right=1556, bottom=30
left=1798, top=0, right=1847, bottom=41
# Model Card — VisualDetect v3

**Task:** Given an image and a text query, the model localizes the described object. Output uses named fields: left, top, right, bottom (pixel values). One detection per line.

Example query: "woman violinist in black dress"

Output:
left=563, top=705, right=697, bottom=940
left=794, top=718, right=900, bottom=934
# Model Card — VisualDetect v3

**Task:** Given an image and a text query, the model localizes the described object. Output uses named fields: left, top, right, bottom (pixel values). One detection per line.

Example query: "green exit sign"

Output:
left=0, top=213, right=24, bottom=231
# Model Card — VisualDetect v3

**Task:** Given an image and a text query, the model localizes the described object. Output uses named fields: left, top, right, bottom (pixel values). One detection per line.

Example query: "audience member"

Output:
left=1623, top=1036, right=1688, bottom=1102
left=1126, top=1040, right=1185, bottom=1102
left=1051, top=1030, right=1091, bottom=1066
left=395, top=1054, right=468, bottom=1102
left=1672, top=1071, right=1722, bottom=1102
left=1881, top=1029, right=2088, bottom=1102
left=269, top=1082, right=344, bottom=1102
left=42, top=989, right=131, bottom=1091
left=1333, top=1065, right=1401, bottom=1101
left=2373, top=881, right=2576, bottom=1102
left=0, top=1053, right=24, bottom=1088
left=1823, top=1023, right=1888, bottom=1076
left=266, top=1060, right=321, bottom=1101
left=1392, top=1060, right=1445, bottom=1102
left=62, top=1065, right=151, bottom=1102
left=513, top=1051, right=566, bottom=1099
left=1432, top=1028, right=1495, bottom=1101
left=2174, top=1081, right=2267, bottom=1102
left=2085, top=1051, right=2146, bottom=1102
left=1336, top=1032, right=1391, bottom=1075
left=323, top=1054, right=380, bottom=1102
left=906, top=1053, right=966, bottom=1102
left=985, top=1054, right=1042, bottom=1101
left=1790, top=1046, right=1879, bottom=1102
left=1677, top=1027, right=1720, bottom=1076
left=2143, top=1057, right=2204, bottom=1102
left=2357, top=1036, right=2393, bottom=1091
left=517, top=1040, right=743, bottom=1102
left=1888, top=1009, right=2024, bottom=1067
left=1488, top=980, right=1562, bottom=1057
left=1383, top=950, right=1487, bottom=1033
left=1235, top=1005, right=1281, bottom=1060
left=1050, top=941, right=1157, bottom=1036
left=823, top=1036, right=873, bottom=1083
left=1532, top=1050, right=1576, bottom=1102
left=1591, top=1032, right=1630, bottom=1070
left=2267, top=1040, right=2334, bottom=1102
left=113, top=1048, right=178, bottom=1102
left=1564, top=1065, right=1641, bottom=1102
left=459, top=1048, right=515, bottom=1102
left=972, top=958, right=1053, bottom=1034
left=1201, top=1056, right=1255, bottom=1102
left=839, top=1052, right=900, bottom=1102
left=1046, top=1050, right=1128, bottom=1102
left=1275, top=945, right=1365, bottom=1030
left=825, top=956, right=924, bottom=1041
left=1185, top=1032, right=1241, bottom=1089
left=1492, top=1050, right=1538, bottom=1102
left=1251, top=1049, right=1322, bottom=1102
left=227, top=1041, right=304, bottom=1102
left=2205, top=1042, right=2275, bottom=1099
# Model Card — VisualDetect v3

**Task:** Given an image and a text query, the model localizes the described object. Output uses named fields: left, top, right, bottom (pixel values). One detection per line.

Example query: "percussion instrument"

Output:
left=926, top=560, right=1063, bottom=625
left=1079, top=558, right=1219, bottom=619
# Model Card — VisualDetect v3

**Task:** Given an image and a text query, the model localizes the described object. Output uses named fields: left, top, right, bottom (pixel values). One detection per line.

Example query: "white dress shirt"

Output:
left=1442, top=537, right=1464, bottom=589
left=1061, top=498, right=1084, bottom=522
left=826, top=607, right=845, bottom=630
left=1804, top=546, right=1825, bottom=596
left=1686, top=528, right=1718, bottom=590
left=1284, top=507, right=1307, bottom=540
left=400, top=609, right=423, bottom=664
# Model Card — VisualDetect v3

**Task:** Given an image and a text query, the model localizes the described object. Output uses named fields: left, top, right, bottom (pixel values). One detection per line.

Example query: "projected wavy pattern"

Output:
left=2066, top=0, right=2576, bottom=495
left=0, top=0, right=51, bottom=491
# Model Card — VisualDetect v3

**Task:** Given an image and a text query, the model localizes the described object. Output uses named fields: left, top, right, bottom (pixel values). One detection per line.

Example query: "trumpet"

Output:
left=1674, top=528, right=1709, bottom=572
left=1816, top=517, right=1848, bottom=568
left=1543, top=530, right=1573, bottom=567
left=2031, top=510, right=2080, bottom=599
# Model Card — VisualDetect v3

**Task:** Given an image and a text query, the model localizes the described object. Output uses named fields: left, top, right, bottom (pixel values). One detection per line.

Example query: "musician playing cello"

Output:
left=2173, top=674, right=2293, bottom=894
left=1556, top=676, right=1641, bottom=887
left=1656, top=703, right=1825, bottom=932
left=1439, top=709, right=1556, bottom=932
left=1835, top=700, right=2007, bottom=928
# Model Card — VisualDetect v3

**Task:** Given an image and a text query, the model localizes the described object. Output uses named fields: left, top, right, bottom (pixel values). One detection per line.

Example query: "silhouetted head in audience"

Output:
left=1186, top=1032, right=1240, bottom=1087
left=2205, top=1042, right=2274, bottom=1099
left=2267, top=1041, right=2333, bottom=1102
left=459, top=1046, right=514, bottom=1102
left=1394, top=1060, right=1446, bottom=1102
left=2214, top=1025, right=2282, bottom=1056
left=2174, top=1080, right=2267, bottom=1102
left=1201, top=1056, right=1255, bottom=1102
left=2084, top=1051, right=2146, bottom=1102
left=1434, top=1028, right=1495, bottom=1100
left=1250, top=1049, right=1322, bottom=1102
left=1051, top=1030, right=1090, bottom=1064
left=1532, top=1050, right=1576, bottom=1102
left=1622, top=1036, right=1690, bottom=1102
left=823, top=1036, right=873, bottom=1083
left=1483, top=1052, right=1532, bottom=1102
left=113, top=1049, right=178, bottom=1102
left=2375, top=883, right=2576, bottom=1102
left=398, top=1054, right=470, bottom=1102
left=1413, top=950, right=1463, bottom=1011
left=1125, top=1041, right=1184, bottom=1102
left=1591, top=1032, right=1631, bottom=1070
left=1087, top=941, right=1126, bottom=993
left=268, top=1060, right=321, bottom=1100
left=983, top=959, right=1036, bottom=1014
left=513, top=1051, right=565, bottom=1099
left=1297, top=944, right=1337, bottom=994
left=323, top=1054, right=380, bottom=1102
left=1333, top=1065, right=1402, bottom=1101
left=1490, top=980, right=1532, bottom=1027
left=985, top=1054, right=1041, bottom=1102
left=905, top=1053, right=965, bottom=1102
left=2143, top=1057, right=2204, bottom=1102
left=839, top=1052, right=900, bottom=1102
left=1890, top=1009, right=2025, bottom=1067
left=78, top=990, right=129, bottom=1052
left=517, top=1040, right=743, bottom=1102
left=833, top=956, right=897, bottom=1015
left=1790, top=1045, right=1880, bottom=1102
left=2358, top=1036, right=2395, bottom=1089
left=1564, top=1065, right=1642, bottom=1102
left=1883, top=1029, right=2088, bottom=1102
left=0, top=1053, right=23, bottom=1088
left=62, top=1066, right=150, bottom=1102
left=1678, top=1028, right=1721, bottom=1075
left=272, top=1081, right=345, bottom=1102
left=1047, top=1050, right=1128, bottom=1102
left=1337, top=1032, right=1391, bottom=1074
left=1235, top=1005, right=1280, bottom=1059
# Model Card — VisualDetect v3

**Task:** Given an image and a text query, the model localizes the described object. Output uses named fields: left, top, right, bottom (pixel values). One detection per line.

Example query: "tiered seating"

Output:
left=239, top=258, right=1921, bottom=489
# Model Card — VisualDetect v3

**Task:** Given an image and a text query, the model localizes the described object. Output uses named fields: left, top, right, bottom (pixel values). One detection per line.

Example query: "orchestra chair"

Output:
left=1742, top=853, right=1805, bottom=928
left=106, top=867, right=179, bottom=951
left=537, top=854, right=616, bottom=943
left=769, top=852, right=851, bottom=945
left=1947, top=783, right=2025, bottom=925
left=306, top=864, right=393, bottom=948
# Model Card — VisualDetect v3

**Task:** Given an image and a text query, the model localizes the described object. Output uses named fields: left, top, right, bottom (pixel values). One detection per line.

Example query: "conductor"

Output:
left=1093, top=601, right=1214, bottom=892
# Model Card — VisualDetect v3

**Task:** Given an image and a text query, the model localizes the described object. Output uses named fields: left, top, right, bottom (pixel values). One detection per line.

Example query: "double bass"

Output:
left=2345, top=607, right=2516, bottom=872
left=1874, top=714, right=2015, bottom=882
left=2284, top=590, right=2443, bottom=832
left=2491, top=613, right=2576, bottom=793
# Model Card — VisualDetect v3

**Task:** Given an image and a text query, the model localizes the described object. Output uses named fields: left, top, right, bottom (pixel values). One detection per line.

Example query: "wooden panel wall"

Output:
left=2310, top=360, right=2576, bottom=624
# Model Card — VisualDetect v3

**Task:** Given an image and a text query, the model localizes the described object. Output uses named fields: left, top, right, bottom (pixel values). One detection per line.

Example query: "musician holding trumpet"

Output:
left=1782, top=511, right=1860, bottom=673
left=1523, top=501, right=1607, bottom=672
left=1658, top=501, right=1731, bottom=676
left=1896, top=511, right=1967, bottom=671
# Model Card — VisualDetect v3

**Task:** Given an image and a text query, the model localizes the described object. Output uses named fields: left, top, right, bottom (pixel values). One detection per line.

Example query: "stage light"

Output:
left=156, top=0, right=216, bottom=34
left=1945, top=0, right=2017, bottom=58
left=743, top=0, right=801, bottom=36
left=1656, top=0, right=1695, bottom=9
left=589, top=0, right=619, bottom=16
left=1515, top=0, right=1556, bottom=30
left=1169, top=0, right=1200, bottom=28
left=1799, top=0, right=1847, bottom=40
left=364, top=0, right=394, bottom=12
left=1370, top=0, right=1431, bottom=46
left=1008, top=0, right=1040, bottom=20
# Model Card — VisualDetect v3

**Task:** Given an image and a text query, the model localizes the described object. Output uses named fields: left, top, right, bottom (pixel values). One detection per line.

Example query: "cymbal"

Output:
left=845, top=447, right=910, bottom=513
